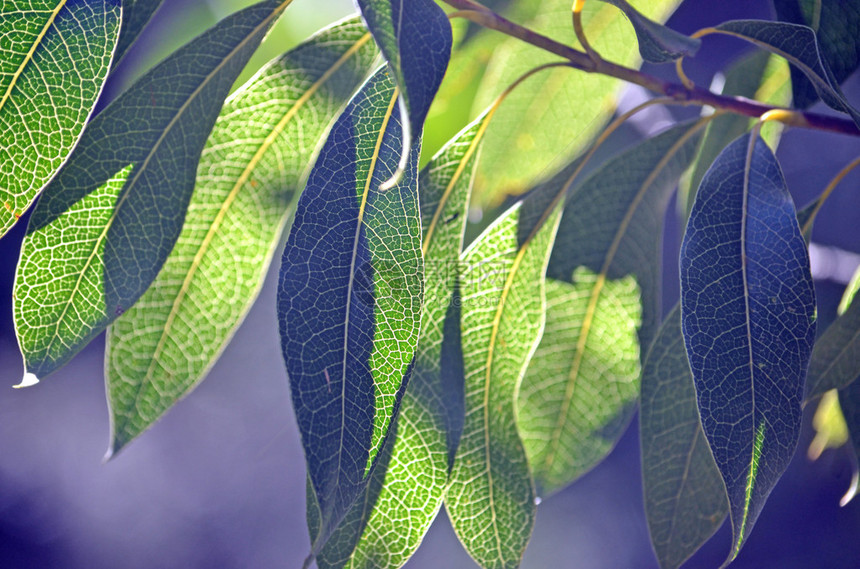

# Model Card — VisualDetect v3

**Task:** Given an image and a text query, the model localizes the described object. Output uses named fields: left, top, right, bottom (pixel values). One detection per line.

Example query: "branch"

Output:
left=442, top=0, right=860, bottom=137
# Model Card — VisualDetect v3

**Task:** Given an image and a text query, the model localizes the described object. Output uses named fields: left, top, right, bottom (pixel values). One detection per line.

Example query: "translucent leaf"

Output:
left=712, top=19, right=860, bottom=127
left=0, top=0, right=121, bottom=236
left=598, top=0, right=700, bottom=63
left=113, top=0, right=166, bottom=64
left=808, top=389, right=849, bottom=460
left=519, top=121, right=703, bottom=496
left=445, top=184, right=563, bottom=569
left=472, top=0, right=683, bottom=203
left=680, top=133, right=816, bottom=563
left=13, top=0, right=290, bottom=383
left=104, top=17, right=378, bottom=454
left=314, top=108, right=489, bottom=569
left=641, top=306, right=729, bottom=569
left=773, top=0, right=860, bottom=108
left=278, top=67, right=423, bottom=555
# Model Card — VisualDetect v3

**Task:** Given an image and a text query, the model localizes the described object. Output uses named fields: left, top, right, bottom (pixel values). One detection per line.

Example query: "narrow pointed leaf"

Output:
left=0, top=0, right=121, bottom=237
left=641, top=306, right=728, bottom=569
left=807, top=265, right=860, bottom=400
left=472, top=0, right=682, bottom=202
left=446, top=185, right=562, bottom=569
left=315, top=110, right=488, bottom=569
left=113, top=0, right=166, bottom=65
left=278, top=67, right=423, bottom=554
left=355, top=0, right=452, bottom=153
left=104, top=18, right=378, bottom=454
left=598, top=0, right=700, bottom=62
left=712, top=20, right=860, bottom=127
left=774, top=0, right=860, bottom=108
left=680, top=133, right=816, bottom=563
left=13, top=0, right=291, bottom=383
left=518, top=122, right=704, bottom=496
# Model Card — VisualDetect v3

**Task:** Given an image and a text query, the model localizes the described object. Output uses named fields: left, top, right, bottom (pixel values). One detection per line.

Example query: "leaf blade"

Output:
left=113, top=0, right=166, bottom=64
left=598, top=0, right=700, bottom=63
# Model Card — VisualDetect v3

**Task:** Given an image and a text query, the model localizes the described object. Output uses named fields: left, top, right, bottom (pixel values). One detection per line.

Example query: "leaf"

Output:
left=679, top=51, right=791, bottom=220
left=640, top=305, right=729, bottom=569
left=518, top=121, right=703, bottom=496
left=278, top=67, right=423, bottom=555
left=712, top=19, right=860, bottom=127
left=113, top=0, right=166, bottom=64
left=806, top=265, right=860, bottom=400
left=0, top=0, right=121, bottom=237
left=773, top=0, right=860, bottom=108
left=445, top=184, right=563, bottom=569
left=12, top=0, right=291, bottom=385
left=314, top=108, right=488, bottom=569
left=355, top=0, right=452, bottom=162
left=472, top=0, right=683, bottom=203
left=103, top=18, right=378, bottom=455
left=598, top=0, right=701, bottom=63
left=680, top=133, right=816, bottom=563
left=808, top=389, right=849, bottom=460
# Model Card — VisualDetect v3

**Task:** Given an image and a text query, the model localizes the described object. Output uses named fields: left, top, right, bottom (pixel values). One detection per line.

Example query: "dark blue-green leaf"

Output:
left=113, top=0, right=166, bottom=65
left=773, top=0, right=860, bottom=108
left=13, top=0, right=290, bottom=384
left=712, top=20, right=860, bottom=127
left=680, top=133, right=816, bottom=563
left=598, top=0, right=700, bottom=62
left=641, top=305, right=728, bottom=569
left=278, top=67, right=423, bottom=556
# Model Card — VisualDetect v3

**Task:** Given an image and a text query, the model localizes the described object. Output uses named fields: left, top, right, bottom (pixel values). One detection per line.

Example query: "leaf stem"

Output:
left=441, top=0, right=860, bottom=137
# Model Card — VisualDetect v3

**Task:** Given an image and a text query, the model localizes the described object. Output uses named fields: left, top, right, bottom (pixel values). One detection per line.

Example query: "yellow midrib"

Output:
left=541, top=118, right=711, bottom=476
left=0, top=1, right=67, bottom=115
left=42, top=0, right=293, bottom=373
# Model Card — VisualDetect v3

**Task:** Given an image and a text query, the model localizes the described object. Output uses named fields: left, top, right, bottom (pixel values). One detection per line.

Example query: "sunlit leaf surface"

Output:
left=14, top=0, right=291, bottom=384
left=104, top=17, right=378, bottom=454
left=680, top=133, right=816, bottom=563
left=0, top=0, right=121, bottom=236
left=278, top=68, right=423, bottom=554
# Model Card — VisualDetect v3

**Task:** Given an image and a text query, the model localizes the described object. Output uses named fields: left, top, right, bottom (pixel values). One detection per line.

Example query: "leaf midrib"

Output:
left=37, top=0, right=292, bottom=372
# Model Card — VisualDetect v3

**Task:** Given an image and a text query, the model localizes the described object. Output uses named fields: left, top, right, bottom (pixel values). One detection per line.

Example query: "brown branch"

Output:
left=441, top=0, right=860, bottom=137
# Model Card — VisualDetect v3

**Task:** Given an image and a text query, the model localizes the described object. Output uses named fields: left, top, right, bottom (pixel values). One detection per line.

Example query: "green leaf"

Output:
left=773, top=0, right=860, bottom=108
left=679, top=51, right=791, bottom=220
left=0, top=0, right=121, bottom=237
left=314, top=108, right=488, bottom=569
left=712, top=19, right=860, bottom=127
left=598, top=0, right=700, bottom=63
left=13, top=0, right=290, bottom=385
left=472, top=0, right=683, bottom=203
left=355, top=0, right=452, bottom=154
left=518, top=121, right=703, bottom=496
left=808, top=389, right=850, bottom=460
left=278, top=67, right=423, bottom=555
left=640, top=306, right=728, bottom=569
left=680, top=133, right=816, bottom=563
left=103, top=18, right=378, bottom=454
left=446, top=185, right=563, bottom=569
left=806, top=265, right=860, bottom=400
left=113, top=0, right=165, bottom=64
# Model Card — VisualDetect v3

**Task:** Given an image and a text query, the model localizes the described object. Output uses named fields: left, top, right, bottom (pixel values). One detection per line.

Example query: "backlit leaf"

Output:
left=640, top=306, right=728, bottom=569
left=278, top=67, right=423, bottom=555
left=355, top=0, right=452, bottom=158
left=13, top=0, right=291, bottom=384
left=446, top=184, right=563, bottom=569
left=113, top=0, right=165, bottom=64
left=807, top=265, right=860, bottom=400
left=104, top=17, right=378, bottom=454
left=0, top=0, right=121, bottom=236
left=712, top=19, right=860, bottom=127
left=773, top=0, right=860, bottom=108
left=519, top=121, right=704, bottom=495
left=472, top=0, right=682, bottom=203
left=314, top=108, right=488, bottom=569
left=598, top=0, right=700, bottom=63
left=680, top=133, right=816, bottom=563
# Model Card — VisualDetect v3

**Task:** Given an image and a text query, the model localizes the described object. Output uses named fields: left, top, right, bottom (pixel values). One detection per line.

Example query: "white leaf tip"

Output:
left=14, top=372, right=40, bottom=389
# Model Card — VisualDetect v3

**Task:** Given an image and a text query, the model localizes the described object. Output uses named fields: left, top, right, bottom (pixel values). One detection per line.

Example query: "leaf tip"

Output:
left=14, top=372, right=40, bottom=389
left=841, top=469, right=859, bottom=507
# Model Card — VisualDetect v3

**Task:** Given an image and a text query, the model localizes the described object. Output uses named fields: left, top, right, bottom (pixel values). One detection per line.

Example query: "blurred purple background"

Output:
left=2, top=0, right=860, bottom=568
